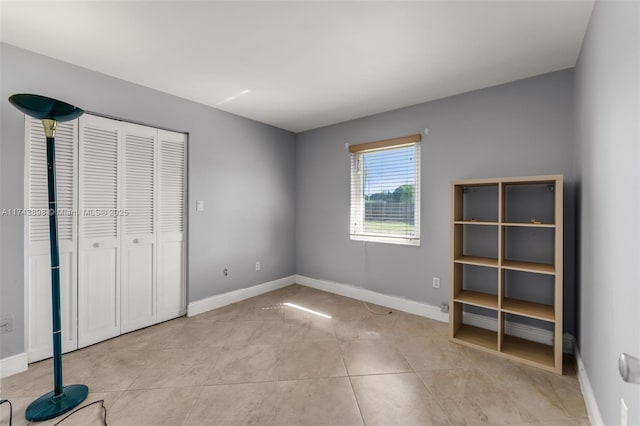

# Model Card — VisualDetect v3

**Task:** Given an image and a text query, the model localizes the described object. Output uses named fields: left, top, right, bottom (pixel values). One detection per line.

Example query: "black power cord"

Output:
left=8, top=399, right=108, bottom=426
left=363, top=301, right=393, bottom=315
left=51, top=399, right=107, bottom=426
left=0, top=399, right=13, bottom=426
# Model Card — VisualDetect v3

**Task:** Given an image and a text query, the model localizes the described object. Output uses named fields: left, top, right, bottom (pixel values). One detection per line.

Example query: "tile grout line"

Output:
left=179, top=385, right=203, bottom=426
left=346, top=375, right=367, bottom=426
left=337, top=340, right=367, bottom=426
left=414, top=368, right=456, bottom=423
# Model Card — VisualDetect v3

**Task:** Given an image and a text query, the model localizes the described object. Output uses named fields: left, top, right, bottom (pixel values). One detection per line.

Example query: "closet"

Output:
left=25, top=114, right=186, bottom=361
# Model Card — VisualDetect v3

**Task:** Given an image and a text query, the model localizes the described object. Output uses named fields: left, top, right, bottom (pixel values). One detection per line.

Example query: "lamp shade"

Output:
left=9, top=93, right=84, bottom=122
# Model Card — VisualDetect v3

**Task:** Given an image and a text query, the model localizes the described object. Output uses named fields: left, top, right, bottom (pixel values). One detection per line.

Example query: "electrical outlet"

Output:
left=255, top=261, right=261, bottom=271
left=621, top=398, right=628, bottom=426
left=223, top=268, right=228, bottom=276
left=0, top=315, right=15, bottom=334
left=432, top=277, right=440, bottom=289
left=196, top=200, right=205, bottom=211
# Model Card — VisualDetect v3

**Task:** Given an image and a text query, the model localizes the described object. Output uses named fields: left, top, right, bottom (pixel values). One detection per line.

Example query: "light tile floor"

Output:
left=0, top=284, right=589, bottom=425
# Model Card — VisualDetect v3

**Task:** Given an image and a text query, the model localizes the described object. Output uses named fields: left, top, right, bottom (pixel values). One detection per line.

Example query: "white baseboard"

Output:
left=0, top=352, right=28, bottom=378
left=463, top=311, right=575, bottom=354
left=574, top=344, right=604, bottom=426
left=187, top=275, right=296, bottom=317
left=294, top=275, right=574, bottom=353
left=294, top=275, right=449, bottom=322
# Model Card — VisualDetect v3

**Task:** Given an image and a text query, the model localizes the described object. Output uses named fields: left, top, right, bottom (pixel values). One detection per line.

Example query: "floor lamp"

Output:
left=9, top=94, right=89, bottom=421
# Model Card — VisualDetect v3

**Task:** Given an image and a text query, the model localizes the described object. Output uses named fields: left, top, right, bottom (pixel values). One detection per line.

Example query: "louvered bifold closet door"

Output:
left=78, top=114, right=122, bottom=348
left=121, top=123, right=157, bottom=333
left=157, top=129, right=187, bottom=322
left=25, top=117, right=79, bottom=362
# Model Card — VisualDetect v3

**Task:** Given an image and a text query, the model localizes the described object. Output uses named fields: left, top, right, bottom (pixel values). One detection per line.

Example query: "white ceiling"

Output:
left=1, top=1, right=593, bottom=132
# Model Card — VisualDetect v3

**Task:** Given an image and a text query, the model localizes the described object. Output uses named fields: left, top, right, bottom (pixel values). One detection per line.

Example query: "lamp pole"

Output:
left=9, top=94, right=89, bottom=422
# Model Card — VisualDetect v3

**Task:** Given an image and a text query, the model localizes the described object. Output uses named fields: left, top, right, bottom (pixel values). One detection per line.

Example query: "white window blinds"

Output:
left=350, top=134, right=421, bottom=245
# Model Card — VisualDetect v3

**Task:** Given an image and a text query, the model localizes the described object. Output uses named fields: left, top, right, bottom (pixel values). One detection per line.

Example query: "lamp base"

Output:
left=25, top=384, right=89, bottom=422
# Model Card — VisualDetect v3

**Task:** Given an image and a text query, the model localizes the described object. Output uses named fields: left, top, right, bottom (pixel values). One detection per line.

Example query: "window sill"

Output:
left=350, top=234, right=420, bottom=247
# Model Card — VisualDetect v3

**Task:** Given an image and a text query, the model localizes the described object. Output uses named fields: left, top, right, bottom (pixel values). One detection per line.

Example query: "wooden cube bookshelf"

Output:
left=450, top=175, right=563, bottom=374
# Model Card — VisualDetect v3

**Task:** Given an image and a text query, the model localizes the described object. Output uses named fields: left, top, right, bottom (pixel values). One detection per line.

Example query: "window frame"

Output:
left=349, top=134, right=421, bottom=246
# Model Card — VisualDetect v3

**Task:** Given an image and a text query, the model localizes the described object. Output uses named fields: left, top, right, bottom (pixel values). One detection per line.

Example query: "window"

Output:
left=350, top=134, right=421, bottom=246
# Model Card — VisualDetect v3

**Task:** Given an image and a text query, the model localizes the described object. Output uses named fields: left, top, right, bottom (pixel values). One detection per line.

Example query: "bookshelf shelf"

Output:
left=454, top=255, right=499, bottom=268
left=454, top=290, right=499, bottom=310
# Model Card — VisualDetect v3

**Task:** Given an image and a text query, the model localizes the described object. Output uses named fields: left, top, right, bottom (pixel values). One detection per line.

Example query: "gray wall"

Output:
left=295, top=69, right=577, bottom=334
left=574, top=2, right=640, bottom=425
left=0, top=43, right=296, bottom=359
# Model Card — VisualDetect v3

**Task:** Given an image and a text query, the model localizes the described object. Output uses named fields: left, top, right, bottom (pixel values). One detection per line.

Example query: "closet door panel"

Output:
left=157, top=130, right=186, bottom=322
left=81, top=248, right=118, bottom=336
left=157, top=238, right=184, bottom=320
left=121, top=123, right=157, bottom=333
left=78, top=115, right=121, bottom=348
left=25, top=117, right=78, bottom=362
left=122, top=243, right=154, bottom=331
left=27, top=251, right=53, bottom=361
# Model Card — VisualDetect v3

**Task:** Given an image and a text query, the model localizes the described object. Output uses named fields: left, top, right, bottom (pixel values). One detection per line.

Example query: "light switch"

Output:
left=196, top=200, right=204, bottom=212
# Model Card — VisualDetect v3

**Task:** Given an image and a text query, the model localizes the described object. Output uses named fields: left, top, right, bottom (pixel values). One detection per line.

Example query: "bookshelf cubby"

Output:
left=450, top=175, right=563, bottom=374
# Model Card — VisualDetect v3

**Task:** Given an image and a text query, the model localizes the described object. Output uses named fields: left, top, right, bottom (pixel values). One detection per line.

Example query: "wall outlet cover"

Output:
left=432, top=277, right=441, bottom=288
